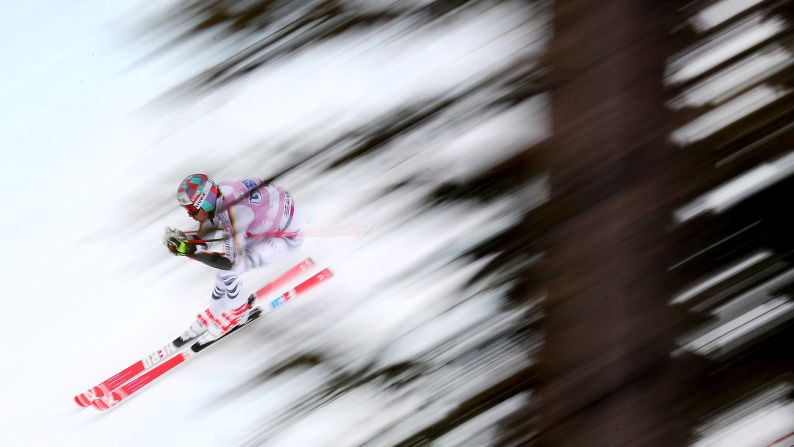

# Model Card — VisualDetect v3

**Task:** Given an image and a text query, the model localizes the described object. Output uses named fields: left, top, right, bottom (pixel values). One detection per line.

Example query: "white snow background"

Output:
left=0, top=2, right=548, bottom=446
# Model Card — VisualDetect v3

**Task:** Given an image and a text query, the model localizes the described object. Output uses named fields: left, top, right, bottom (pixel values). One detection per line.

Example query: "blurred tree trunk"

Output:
left=536, top=1, right=693, bottom=445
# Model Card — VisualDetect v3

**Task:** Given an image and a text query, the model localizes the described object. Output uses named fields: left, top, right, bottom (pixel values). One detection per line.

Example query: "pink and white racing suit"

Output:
left=194, top=179, right=304, bottom=325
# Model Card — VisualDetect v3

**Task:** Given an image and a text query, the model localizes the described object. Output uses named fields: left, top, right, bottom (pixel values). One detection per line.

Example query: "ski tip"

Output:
left=74, top=394, right=91, bottom=408
left=91, top=399, right=110, bottom=411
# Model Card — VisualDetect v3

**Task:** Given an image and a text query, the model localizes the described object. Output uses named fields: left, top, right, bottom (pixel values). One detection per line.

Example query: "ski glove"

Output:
left=168, top=238, right=196, bottom=256
left=163, top=227, right=196, bottom=257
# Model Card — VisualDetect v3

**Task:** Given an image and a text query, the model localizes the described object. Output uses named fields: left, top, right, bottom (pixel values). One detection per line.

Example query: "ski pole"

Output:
left=184, top=225, right=371, bottom=244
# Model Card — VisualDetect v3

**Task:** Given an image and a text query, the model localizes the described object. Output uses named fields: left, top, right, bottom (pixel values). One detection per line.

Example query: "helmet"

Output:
left=177, top=173, right=220, bottom=215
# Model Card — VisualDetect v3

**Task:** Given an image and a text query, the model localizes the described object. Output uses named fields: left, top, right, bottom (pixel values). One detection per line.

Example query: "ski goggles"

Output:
left=182, top=204, right=200, bottom=216
left=182, top=200, right=215, bottom=216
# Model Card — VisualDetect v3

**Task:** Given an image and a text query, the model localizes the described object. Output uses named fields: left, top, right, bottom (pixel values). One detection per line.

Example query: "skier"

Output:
left=163, top=173, right=304, bottom=346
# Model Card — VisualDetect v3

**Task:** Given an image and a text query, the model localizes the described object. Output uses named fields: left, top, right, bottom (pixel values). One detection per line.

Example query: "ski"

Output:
left=73, top=257, right=316, bottom=408
left=90, top=307, right=265, bottom=411
left=90, top=267, right=333, bottom=411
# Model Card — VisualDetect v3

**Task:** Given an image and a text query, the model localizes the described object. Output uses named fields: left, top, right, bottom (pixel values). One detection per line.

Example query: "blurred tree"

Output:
left=660, top=0, right=794, bottom=442
left=150, top=0, right=502, bottom=93
left=433, top=0, right=794, bottom=444
left=530, top=1, right=694, bottom=444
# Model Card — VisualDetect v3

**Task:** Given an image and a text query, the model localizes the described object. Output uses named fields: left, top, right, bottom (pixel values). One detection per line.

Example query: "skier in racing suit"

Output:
left=164, top=173, right=304, bottom=345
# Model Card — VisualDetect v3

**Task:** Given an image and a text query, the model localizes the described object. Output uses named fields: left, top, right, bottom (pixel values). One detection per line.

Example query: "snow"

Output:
left=670, top=85, right=790, bottom=145
left=689, top=0, right=764, bottom=32
left=666, top=14, right=787, bottom=85
left=693, top=383, right=794, bottom=447
left=669, top=251, right=772, bottom=305
left=673, top=150, right=794, bottom=222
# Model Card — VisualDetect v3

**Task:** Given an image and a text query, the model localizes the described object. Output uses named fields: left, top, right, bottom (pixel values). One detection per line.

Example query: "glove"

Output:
left=167, top=238, right=196, bottom=256
left=163, top=227, right=196, bottom=256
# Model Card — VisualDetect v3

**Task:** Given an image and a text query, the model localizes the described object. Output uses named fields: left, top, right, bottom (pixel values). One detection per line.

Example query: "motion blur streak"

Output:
left=3, top=0, right=793, bottom=446
left=120, top=0, right=794, bottom=445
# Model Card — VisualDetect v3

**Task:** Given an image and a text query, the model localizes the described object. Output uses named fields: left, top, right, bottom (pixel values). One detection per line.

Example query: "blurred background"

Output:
left=1, top=0, right=793, bottom=446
